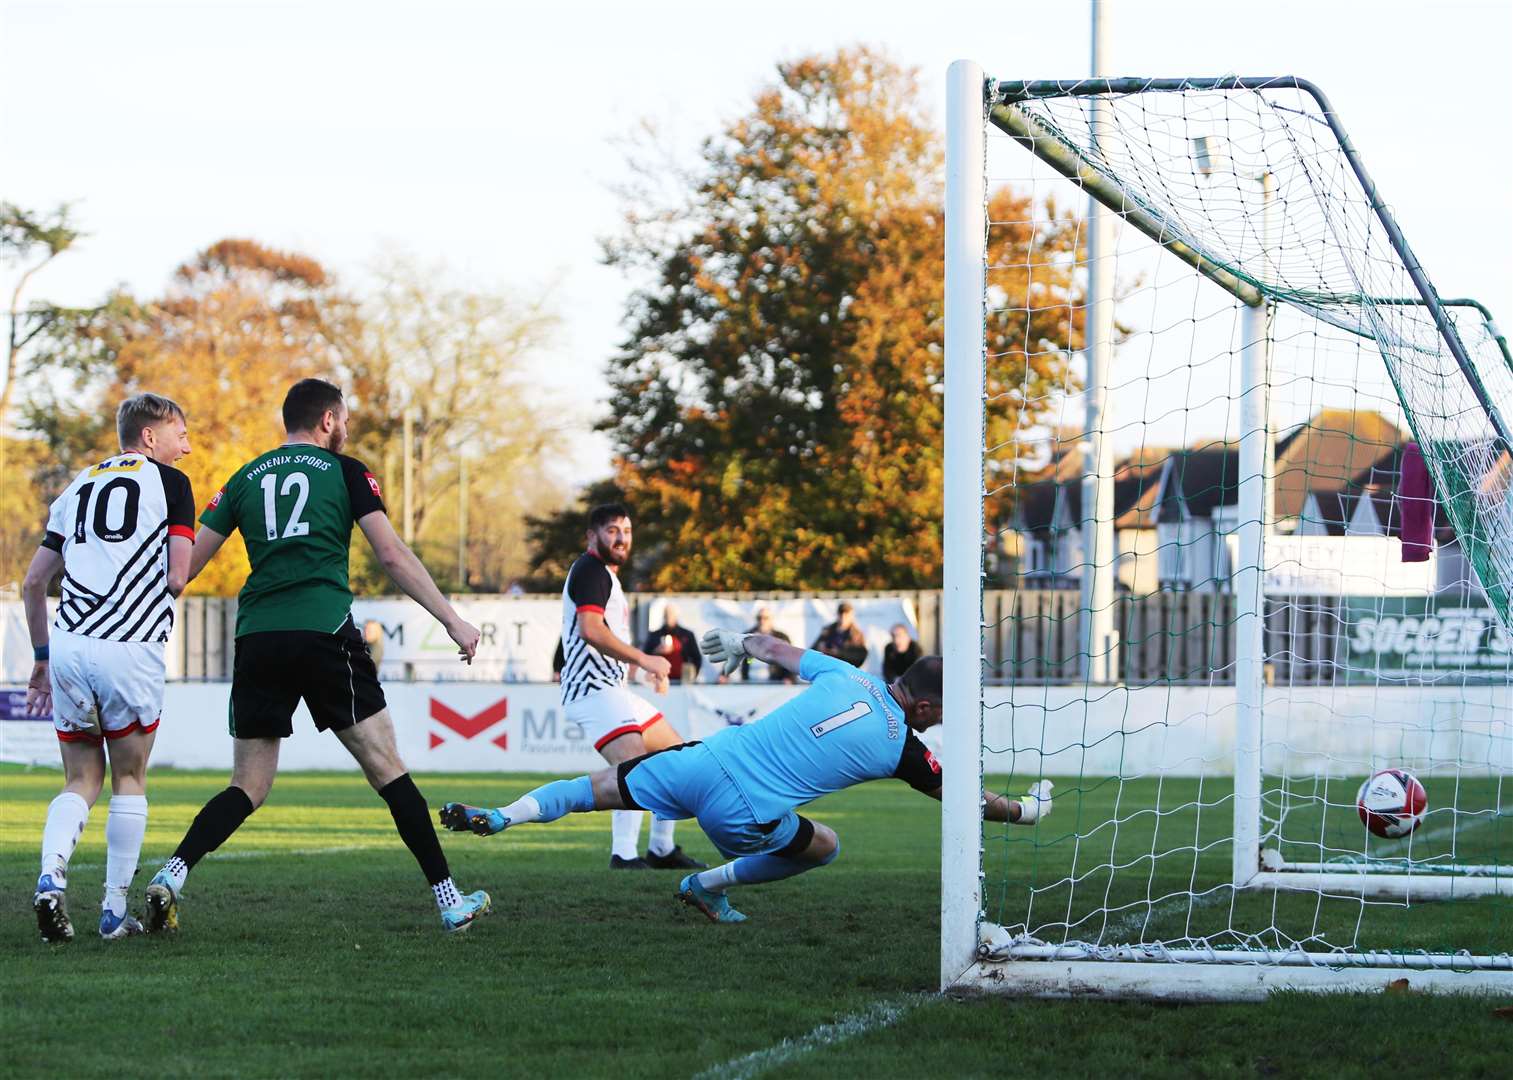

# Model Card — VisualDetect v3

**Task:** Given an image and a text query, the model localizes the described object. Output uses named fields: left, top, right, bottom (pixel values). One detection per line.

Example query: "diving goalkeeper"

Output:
left=441, top=632, right=1051, bottom=922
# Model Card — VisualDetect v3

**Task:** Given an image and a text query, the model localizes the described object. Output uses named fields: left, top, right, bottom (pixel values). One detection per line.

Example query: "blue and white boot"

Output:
left=33, top=874, right=73, bottom=943
left=440, top=890, right=492, bottom=934
left=439, top=803, right=510, bottom=837
left=100, top=908, right=145, bottom=940
left=676, top=873, right=747, bottom=924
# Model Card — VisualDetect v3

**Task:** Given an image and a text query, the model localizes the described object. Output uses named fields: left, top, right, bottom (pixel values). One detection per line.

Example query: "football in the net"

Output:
left=1356, top=769, right=1427, bottom=839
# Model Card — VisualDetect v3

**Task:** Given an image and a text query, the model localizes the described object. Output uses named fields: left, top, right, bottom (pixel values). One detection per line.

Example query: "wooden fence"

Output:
left=163, top=590, right=1376, bottom=685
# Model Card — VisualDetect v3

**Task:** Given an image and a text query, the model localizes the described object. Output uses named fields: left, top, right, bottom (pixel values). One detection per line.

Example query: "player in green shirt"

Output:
left=143, top=378, right=491, bottom=934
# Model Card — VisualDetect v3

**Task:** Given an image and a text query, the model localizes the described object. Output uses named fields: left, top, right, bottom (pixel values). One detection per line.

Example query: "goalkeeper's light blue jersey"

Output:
left=701, top=650, right=911, bottom=823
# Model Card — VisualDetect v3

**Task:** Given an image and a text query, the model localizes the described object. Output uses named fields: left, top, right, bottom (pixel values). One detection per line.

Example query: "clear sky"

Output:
left=3, top=0, right=1509, bottom=478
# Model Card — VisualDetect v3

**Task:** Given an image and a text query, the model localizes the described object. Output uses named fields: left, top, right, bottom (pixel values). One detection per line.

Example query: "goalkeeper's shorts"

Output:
left=617, top=742, right=806, bottom=859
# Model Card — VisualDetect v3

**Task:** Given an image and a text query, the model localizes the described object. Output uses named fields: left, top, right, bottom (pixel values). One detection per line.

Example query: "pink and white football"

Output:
left=1356, top=769, right=1427, bottom=839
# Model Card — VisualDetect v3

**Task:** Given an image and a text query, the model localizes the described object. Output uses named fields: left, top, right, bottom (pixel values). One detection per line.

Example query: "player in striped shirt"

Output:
left=549, top=503, right=703, bottom=870
left=22, top=393, right=195, bottom=942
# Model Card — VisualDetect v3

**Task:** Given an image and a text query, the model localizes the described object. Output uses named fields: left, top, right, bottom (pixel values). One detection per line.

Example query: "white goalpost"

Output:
left=942, top=61, right=1513, bottom=1000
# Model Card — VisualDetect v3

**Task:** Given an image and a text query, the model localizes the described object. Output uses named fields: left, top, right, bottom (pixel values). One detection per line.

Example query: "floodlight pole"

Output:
left=1080, top=0, right=1119, bottom=685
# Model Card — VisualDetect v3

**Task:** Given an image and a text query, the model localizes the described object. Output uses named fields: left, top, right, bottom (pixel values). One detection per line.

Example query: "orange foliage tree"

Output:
left=584, top=48, right=1084, bottom=590
left=20, top=239, right=356, bottom=595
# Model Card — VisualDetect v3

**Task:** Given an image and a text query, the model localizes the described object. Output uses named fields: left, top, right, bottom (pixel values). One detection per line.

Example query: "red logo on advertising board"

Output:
left=429, top=697, right=508, bottom=750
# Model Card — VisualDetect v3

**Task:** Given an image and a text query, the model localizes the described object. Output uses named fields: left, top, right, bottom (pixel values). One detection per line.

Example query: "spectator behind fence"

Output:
left=882, top=623, right=921, bottom=682
left=362, top=619, right=386, bottom=669
left=811, top=601, right=868, bottom=669
left=641, top=603, right=702, bottom=683
left=734, top=606, right=795, bottom=683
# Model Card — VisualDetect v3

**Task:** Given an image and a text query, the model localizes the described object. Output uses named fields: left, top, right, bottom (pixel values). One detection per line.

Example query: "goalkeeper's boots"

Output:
left=440, top=890, right=492, bottom=934
left=99, top=908, right=145, bottom=940
left=646, top=845, right=708, bottom=871
left=676, top=873, right=747, bottom=924
left=439, top=802, right=509, bottom=836
left=33, top=874, right=73, bottom=943
left=144, top=870, right=180, bottom=933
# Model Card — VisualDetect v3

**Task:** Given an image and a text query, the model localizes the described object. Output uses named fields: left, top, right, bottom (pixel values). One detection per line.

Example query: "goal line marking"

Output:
left=693, top=994, right=928, bottom=1080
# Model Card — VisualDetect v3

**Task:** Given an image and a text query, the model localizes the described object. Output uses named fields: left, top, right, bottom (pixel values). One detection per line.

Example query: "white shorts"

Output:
left=564, top=686, right=665, bottom=753
left=48, top=628, right=166, bottom=743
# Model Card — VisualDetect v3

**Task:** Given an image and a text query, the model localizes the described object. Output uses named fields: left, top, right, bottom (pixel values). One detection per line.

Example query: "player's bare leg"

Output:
left=336, top=709, right=490, bottom=932
left=98, top=728, right=156, bottom=939
left=34, top=739, right=107, bottom=943
left=146, top=737, right=279, bottom=933
left=593, top=723, right=703, bottom=870
left=678, top=821, right=841, bottom=925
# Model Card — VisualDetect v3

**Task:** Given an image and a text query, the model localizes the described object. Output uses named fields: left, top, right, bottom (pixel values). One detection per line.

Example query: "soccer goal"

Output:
left=941, top=63, right=1513, bottom=1000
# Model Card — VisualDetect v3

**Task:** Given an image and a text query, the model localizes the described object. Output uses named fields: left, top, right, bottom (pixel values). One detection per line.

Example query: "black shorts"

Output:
left=229, top=622, right=386, bottom=739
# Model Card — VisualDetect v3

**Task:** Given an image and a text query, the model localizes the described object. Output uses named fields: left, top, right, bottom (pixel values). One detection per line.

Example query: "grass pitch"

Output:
left=2, top=765, right=1510, bottom=1079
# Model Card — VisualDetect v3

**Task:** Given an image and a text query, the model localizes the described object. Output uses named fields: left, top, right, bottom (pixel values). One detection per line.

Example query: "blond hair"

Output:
left=116, top=393, right=185, bottom=450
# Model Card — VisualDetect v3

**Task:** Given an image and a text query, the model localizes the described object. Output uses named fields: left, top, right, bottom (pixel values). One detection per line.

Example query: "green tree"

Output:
left=1, top=202, right=83, bottom=585
left=581, top=47, right=1084, bottom=590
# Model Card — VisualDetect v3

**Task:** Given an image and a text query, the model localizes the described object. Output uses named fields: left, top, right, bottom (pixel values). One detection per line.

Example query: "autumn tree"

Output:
left=21, top=239, right=355, bottom=595
left=574, top=47, right=1083, bottom=590
left=343, top=256, right=571, bottom=593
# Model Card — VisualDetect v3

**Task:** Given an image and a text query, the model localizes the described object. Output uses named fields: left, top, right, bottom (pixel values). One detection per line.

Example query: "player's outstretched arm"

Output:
left=20, top=546, right=64, bottom=717
left=357, top=510, right=481, bottom=663
left=917, top=780, right=1053, bottom=825
left=187, top=525, right=228, bottom=586
left=701, top=630, right=804, bottom=677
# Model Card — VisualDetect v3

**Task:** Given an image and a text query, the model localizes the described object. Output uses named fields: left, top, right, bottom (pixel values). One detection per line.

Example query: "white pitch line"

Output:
left=1100, top=888, right=1230, bottom=942
left=65, top=844, right=382, bottom=871
left=692, top=995, right=927, bottom=1080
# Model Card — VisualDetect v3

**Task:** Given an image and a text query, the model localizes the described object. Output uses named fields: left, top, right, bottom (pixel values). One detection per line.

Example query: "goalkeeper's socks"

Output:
left=172, top=786, right=255, bottom=872
left=378, top=774, right=451, bottom=886
left=508, top=776, right=595, bottom=824
left=696, top=862, right=740, bottom=894
left=729, top=843, right=841, bottom=887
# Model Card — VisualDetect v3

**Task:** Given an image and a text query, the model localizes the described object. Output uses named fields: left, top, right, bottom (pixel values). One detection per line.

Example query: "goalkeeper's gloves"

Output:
left=1016, top=780, right=1054, bottom=825
left=700, top=628, right=750, bottom=677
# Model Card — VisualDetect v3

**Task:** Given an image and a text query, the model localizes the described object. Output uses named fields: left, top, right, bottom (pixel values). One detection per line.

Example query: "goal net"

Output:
left=942, top=65, right=1512, bottom=999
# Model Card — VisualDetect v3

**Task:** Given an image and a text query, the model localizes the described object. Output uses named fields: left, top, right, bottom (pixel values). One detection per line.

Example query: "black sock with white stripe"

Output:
left=377, top=773, right=454, bottom=901
left=173, top=786, right=255, bottom=871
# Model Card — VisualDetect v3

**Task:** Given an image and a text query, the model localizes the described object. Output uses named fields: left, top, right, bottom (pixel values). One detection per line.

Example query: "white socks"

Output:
left=40, top=791, right=91, bottom=887
left=499, top=795, right=542, bottom=824
left=648, top=816, right=676, bottom=857
left=696, top=862, right=740, bottom=894
left=161, top=855, right=189, bottom=893
left=104, top=795, right=148, bottom=916
left=610, top=810, right=643, bottom=860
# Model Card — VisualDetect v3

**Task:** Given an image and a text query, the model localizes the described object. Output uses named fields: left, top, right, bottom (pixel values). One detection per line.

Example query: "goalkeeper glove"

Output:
left=1016, top=780, right=1054, bottom=825
left=700, top=628, right=749, bottom=677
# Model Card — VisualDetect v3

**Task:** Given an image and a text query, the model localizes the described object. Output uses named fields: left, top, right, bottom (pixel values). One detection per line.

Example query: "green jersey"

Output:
left=201, top=445, right=386, bottom=637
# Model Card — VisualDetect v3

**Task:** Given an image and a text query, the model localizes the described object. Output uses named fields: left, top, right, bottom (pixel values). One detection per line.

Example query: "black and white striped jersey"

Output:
left=42, top=453, right=196, bottom=644
left=559, top=551, right=629, bottom=704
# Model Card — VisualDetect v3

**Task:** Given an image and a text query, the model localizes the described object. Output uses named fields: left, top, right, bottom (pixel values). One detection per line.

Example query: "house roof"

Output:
left=1012, top=447, right=1171, bottom=533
